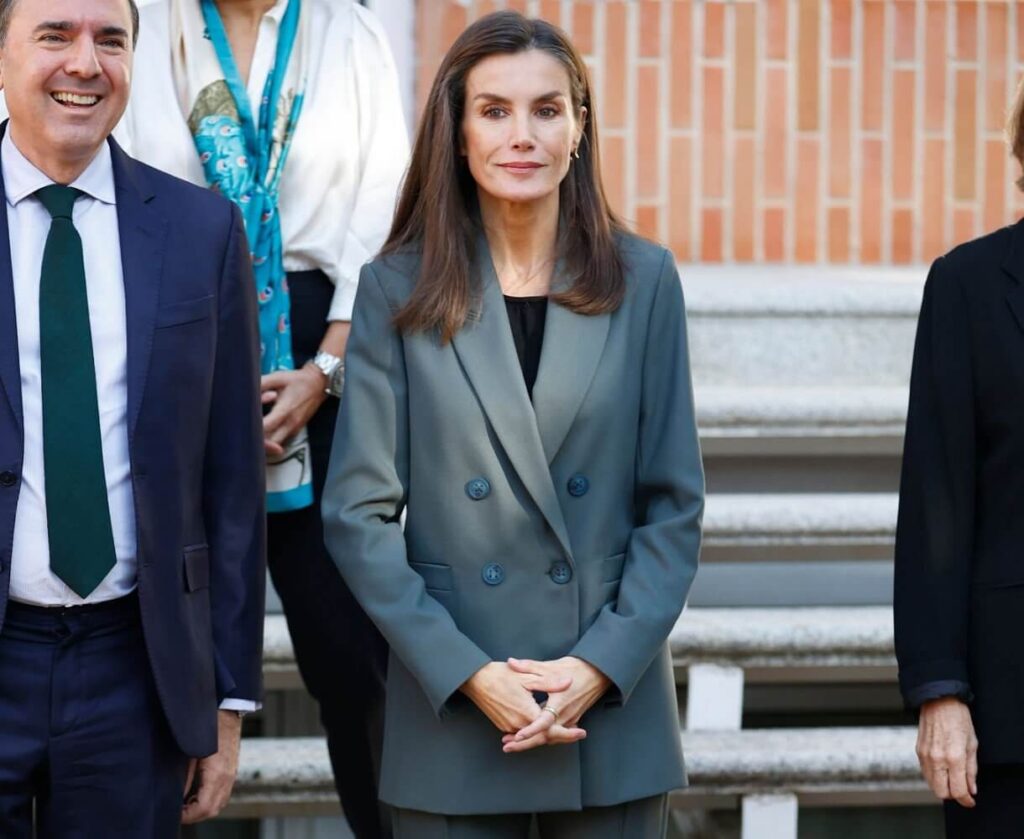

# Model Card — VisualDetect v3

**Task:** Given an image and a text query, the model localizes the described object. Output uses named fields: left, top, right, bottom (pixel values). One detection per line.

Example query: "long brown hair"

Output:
left=386, top=11, right=626, bottom=344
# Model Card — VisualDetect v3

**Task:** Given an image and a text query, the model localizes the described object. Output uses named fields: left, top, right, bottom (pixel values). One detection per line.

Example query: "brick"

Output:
left=984, top=140, right=1008, bottom=233
left=637, top=66, right=661, bottom=200
left=831, top=0, right=852, bottom=59
left=953, top=208, right=976, bottom=246
left=475, top=1, right=500, bottom=18
left=572, top=1, right=595, bottom=55
left=861, top=139, right=883, bottom=263
left=828, top=207, right=850, bottom=262
left=671, top=2, right=692, bottom=127
left=701, top=208, right=723, bottom=262
left=892, top=70, right=916, bottom=202
left=892, top=209, right=913, bottom=264
left=764, top=208, right=786, bottom=262
left=733, top=137, right=756, bottom=261
left=1018, top=0, right=1024, bottom=62
left=765, top=0, right=787, bottom=61
left=669, top=137, right=692, bottom=261
left=441, top=2, right=467, bottom=51
left=604, top=3, right=628, bottom=129
left=924, top=3, right=947, bottom=132
left=636, top=205, right=660, bottom=241
left=705, top=2, right=725, bottom=58
left=922, top=139, right=947, bottom=261
left=956, top=1, right=977, bottom=62
left=795, top=138, right=818, bottom=262
left=538, top=0, right=561, bottom=26
left=862, top=3, right=885, bottom=132
left=955, top=70, right=978, bottom=200
left=703, top=67, right=725, bottom=198
left=601, top=135, right=626, bottom=218
left=506, top=0, right=528, bottom=14
left=893, top=0, right=915, bottom=62
left=734, top=3, right=757, bottom=130
left=797, top=0, right=819, bottom=132
left=640, top=1, right=661, bottom=58
left=764, top=68, right=788, bottom=199
left=986, top=3, right=1008, bottom=133
left=830, top=67, right=852, bottom=198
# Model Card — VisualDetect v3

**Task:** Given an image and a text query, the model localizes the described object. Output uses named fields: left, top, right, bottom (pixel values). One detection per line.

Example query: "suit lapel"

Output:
left=532, top=293, right=610, bottom=465
left=0, top=126, right=22, bottom=432
left=451, top=236, right=574, bottom=561
left=110, top=139, right=168, bottom=443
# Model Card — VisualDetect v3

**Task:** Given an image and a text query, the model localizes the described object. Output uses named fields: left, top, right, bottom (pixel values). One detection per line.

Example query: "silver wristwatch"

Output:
left=309, top=350, right=345, bottom=398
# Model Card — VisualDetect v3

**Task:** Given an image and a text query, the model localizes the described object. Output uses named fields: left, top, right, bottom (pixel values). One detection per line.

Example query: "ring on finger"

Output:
left=541, top=704, right=560, bottom=721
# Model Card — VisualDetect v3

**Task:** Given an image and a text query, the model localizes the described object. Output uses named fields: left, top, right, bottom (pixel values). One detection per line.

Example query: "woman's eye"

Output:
left=483, top=107, right=506, bottom=119
left=537, top=107, right=559, bottom=118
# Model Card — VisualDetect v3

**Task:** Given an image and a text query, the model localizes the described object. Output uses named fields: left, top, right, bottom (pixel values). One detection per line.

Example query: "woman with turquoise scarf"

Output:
left=120, top=0, right=410, bottom=835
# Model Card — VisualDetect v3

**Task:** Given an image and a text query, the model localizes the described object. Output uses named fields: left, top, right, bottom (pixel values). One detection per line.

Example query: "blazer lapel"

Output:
left=531, top=292, right=610, bottom=465
left=451, top=236, right=575, bottom=561
left=0, top=132, right=22, bottom=432
left=110, top=139, right=168, bottom=443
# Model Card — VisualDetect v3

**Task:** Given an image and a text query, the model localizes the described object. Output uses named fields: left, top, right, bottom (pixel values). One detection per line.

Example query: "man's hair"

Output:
left=0, top=0, right=140, bottom=48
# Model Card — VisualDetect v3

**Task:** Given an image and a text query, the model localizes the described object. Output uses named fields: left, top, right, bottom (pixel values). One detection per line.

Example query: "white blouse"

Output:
left=119, top=0, right=409, bottom=322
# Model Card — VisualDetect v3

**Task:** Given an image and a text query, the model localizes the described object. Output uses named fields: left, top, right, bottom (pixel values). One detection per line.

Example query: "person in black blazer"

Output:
left=895, top=106, right=1024, bottom=830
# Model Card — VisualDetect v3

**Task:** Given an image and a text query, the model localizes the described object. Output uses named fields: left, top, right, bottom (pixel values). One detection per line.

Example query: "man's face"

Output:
left=0, top=0, right=133, bottom=171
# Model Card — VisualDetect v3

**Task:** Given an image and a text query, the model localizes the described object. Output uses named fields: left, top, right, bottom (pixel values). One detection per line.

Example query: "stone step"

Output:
left=695, top=386, right=907, bottom=457
left=226, top=727, right=925, bottom=819
left=684, top=266, right=924, bottom=389
left=265, top=605, right=897, bottom=692
left=702, top=493, right=898, bottom=562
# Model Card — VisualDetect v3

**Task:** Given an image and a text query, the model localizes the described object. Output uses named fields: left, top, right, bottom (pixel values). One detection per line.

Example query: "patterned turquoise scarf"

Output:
left=180, top=0, right=311, bottom=511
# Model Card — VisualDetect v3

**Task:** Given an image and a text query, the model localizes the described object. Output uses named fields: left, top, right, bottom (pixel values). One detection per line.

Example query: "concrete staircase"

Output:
left=248, top=266, right=929, bottom=838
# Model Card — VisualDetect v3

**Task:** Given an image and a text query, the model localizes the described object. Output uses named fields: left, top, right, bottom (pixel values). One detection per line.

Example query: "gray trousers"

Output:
left=392, top=794, right=668, bottom=838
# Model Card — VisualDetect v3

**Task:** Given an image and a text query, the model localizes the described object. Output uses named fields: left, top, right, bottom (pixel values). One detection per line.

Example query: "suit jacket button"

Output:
left=567, top=474, right=589, bottom=497
left=0, top=471, right=17, bottom=488
left=549, top=561, right=573, bottom=584
left=465, top=478, right=491, bottom=500
left=482, top=563, right=505, bottom=586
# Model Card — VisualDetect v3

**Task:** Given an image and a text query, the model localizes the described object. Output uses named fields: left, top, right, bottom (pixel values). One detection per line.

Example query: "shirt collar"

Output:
left=1, top=130, right=117, bottom=209
left=264, top=0, right=289, bottom=24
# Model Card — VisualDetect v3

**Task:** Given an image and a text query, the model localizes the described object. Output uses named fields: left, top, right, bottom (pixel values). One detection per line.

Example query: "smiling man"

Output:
left=0, top=0, right=266, bottom=835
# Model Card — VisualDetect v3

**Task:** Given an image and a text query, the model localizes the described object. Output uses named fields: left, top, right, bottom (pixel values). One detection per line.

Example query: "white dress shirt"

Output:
left=3, top=132, right=257, bottom=712
left=4, top=131, right=137, bottom=608
left=118, top=0, right=409, bottom=322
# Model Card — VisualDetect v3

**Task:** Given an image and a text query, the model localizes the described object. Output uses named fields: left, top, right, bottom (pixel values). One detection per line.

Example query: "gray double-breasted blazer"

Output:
left=322, top=230, right=704, bottom=815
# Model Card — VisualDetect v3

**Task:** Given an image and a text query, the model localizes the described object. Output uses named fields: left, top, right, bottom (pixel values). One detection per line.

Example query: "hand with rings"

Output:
left=501, top=656, right=612, bottom=754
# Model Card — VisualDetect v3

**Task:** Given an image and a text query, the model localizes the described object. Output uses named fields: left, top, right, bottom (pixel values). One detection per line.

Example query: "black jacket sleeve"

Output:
left=894, top=256, right=976, bottom=706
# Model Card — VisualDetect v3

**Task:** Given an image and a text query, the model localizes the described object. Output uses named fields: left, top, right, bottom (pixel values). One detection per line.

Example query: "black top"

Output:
left=504, top=295, right=548, bottom=399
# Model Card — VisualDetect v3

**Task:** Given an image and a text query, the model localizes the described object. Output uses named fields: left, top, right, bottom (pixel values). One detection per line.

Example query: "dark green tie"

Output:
left=37, top=185, right=117, bottom=597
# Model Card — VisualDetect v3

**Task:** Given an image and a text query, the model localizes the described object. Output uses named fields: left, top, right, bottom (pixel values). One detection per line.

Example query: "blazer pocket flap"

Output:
left=603, top=552, right=627, bottom=583
left=410, top=561, right=453, bottom=591
left=184, top=545, right=210, bottom=592
left=156, top=295, right=214, bottom=328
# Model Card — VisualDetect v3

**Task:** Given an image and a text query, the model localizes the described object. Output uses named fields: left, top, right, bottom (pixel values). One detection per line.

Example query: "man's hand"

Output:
left=917, top=696, right=978, bottom=808
left=181, top=710, right=243, bottom=824
left=501, top=657, right=611, bottom=754
left=460, top=661, right=574, bottom=738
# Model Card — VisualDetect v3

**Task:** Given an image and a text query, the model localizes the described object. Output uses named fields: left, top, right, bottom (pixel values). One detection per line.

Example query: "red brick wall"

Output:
left=416, top=0, right=1024, bottom=265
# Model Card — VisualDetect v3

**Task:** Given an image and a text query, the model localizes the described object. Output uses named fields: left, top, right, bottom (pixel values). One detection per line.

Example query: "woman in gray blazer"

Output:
left=322, top=11, right=704, bottom=838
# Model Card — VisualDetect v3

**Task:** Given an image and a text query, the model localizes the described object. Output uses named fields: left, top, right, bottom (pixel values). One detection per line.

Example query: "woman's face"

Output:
left=460, top=49, right=585, bottom=208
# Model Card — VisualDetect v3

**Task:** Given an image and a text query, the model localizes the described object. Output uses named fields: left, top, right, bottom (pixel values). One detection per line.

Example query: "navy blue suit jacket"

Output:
left=0, top=135, right=266, bottom=758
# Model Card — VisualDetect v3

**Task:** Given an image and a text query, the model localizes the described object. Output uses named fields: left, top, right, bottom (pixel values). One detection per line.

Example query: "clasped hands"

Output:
left=461, top=656, right=611, bottom=754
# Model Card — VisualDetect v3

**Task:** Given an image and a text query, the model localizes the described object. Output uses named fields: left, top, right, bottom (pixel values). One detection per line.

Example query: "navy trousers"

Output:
left=0, top=593, right=188, bottom=838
